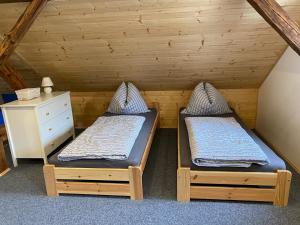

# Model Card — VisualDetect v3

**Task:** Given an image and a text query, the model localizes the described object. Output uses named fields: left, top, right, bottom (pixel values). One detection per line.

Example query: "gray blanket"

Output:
left=58, top=115, right=145, bottom=161
left=185, top=117, right=269, bottom=167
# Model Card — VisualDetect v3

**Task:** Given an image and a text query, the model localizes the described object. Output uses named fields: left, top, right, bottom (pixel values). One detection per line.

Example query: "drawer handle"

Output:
left=64, top=103, right=68, bottom=107
left=48, top=128, right=52, bottom=131
left=66, top=117, right=70, bottom=120
left=46, top=112, right=50, bottom=116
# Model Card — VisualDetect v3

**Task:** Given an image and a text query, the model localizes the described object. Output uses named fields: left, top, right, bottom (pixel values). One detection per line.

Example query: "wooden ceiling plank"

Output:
left=247, top=0, right=300, bottom=55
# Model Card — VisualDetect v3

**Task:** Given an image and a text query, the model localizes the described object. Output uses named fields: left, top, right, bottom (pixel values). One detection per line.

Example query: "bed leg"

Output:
left=129, top=166, right=143, bottom=200
left=274, top=170, right=292, bottom=206
left=43, top=165, right=58, bottom=197
left=177, top=167, right=190, bottom=202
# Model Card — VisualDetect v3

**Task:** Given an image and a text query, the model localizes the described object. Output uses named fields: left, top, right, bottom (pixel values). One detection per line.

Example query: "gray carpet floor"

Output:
left=0, top=129, right=299, bottom=225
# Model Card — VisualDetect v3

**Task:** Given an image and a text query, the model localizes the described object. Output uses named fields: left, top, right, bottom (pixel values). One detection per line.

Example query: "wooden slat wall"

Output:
left=0, top=1, right=300, bottom=92
left=71, top=89, right=258, bottom=129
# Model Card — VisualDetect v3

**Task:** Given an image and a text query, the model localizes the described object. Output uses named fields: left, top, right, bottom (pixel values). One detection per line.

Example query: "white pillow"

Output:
left=182, top=82, right=232, bottom=115
left=107, top=82, right=149, bottom=114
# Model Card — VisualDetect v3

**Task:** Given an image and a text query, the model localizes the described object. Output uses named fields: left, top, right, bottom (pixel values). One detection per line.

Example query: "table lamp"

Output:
left=41, top=77, right=54, bottom=94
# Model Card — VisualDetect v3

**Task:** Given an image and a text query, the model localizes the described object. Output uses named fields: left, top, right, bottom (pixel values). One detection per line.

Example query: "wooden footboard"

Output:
left=43, top=102, right=159, bottom=200
left=177, top=168, right=292, bottom=206
left=43, top=165, right=144, bottom=199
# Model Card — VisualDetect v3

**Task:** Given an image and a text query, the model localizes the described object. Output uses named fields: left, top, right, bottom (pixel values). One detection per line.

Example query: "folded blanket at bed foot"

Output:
left=58, top=115, right=145, bottom=161
left=185, top=117, right=269, bottom=167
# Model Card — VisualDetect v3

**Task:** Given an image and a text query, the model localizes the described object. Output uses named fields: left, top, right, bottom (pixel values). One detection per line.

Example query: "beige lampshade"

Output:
left=41, top=77, right=54, bottom=87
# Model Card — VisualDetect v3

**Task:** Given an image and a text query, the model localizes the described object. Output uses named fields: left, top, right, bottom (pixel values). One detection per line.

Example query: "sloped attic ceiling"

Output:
left=0, top=0, right=300, bottom=92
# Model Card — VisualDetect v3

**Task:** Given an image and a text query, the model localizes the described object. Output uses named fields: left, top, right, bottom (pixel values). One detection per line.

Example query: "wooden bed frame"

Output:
left=177, top=109, right=292, bottom=206
left=43, top=102, right=160, bottom=200
left=0, top=126, right=10, bottom=177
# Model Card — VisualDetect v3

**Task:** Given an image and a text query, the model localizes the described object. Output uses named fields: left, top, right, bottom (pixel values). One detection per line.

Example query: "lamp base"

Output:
left=44, top=87, right=52, bottom=94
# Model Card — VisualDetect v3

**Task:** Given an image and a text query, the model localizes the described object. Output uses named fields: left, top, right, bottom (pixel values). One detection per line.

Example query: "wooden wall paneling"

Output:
left=0, top=0, right=300, bottom=92
left=70, top=89, right=258, bottom=129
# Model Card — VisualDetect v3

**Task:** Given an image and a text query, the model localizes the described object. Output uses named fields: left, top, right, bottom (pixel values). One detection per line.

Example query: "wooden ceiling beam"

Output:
left=0, top=0, right=47, bottom=90
left=0, top=0, right=47, bottom=65
left=247, top=0, right=300, bottom=55
left=0, top=62, right=26, bottom=90
left=0, top=0, right=31, bottom=3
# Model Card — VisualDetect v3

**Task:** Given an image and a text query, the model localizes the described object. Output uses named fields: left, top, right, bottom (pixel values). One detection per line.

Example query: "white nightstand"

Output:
left=0, top=91, right=75, bottom=167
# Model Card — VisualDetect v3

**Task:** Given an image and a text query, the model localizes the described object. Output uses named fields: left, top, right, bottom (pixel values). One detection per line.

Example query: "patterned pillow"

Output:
left=107, top=82, right=149, bottom=114
left=182, top=82, right=232, bottom=115
left=122, top=82, right=149, bottom=114
left=107, top=82, right=127, bottom=113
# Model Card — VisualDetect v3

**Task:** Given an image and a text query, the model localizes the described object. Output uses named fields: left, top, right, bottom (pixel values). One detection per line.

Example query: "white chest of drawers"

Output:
left=1, top=92, right=75, bottom=167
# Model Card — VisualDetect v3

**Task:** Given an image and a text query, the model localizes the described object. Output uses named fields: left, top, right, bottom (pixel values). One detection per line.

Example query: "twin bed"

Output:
left=43, top=82, right=292, bottom=206
left=43, top=102, right=159, bottom=200
left=177, top=108, right=292, bottom=206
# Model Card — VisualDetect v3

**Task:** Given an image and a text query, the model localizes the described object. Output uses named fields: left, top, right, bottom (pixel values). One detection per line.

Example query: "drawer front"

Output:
left=40, top=110, right=73, bottom=140
left=44, top=127, right=74, bottom=156
left=38, top=95, right=71, bottom=124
